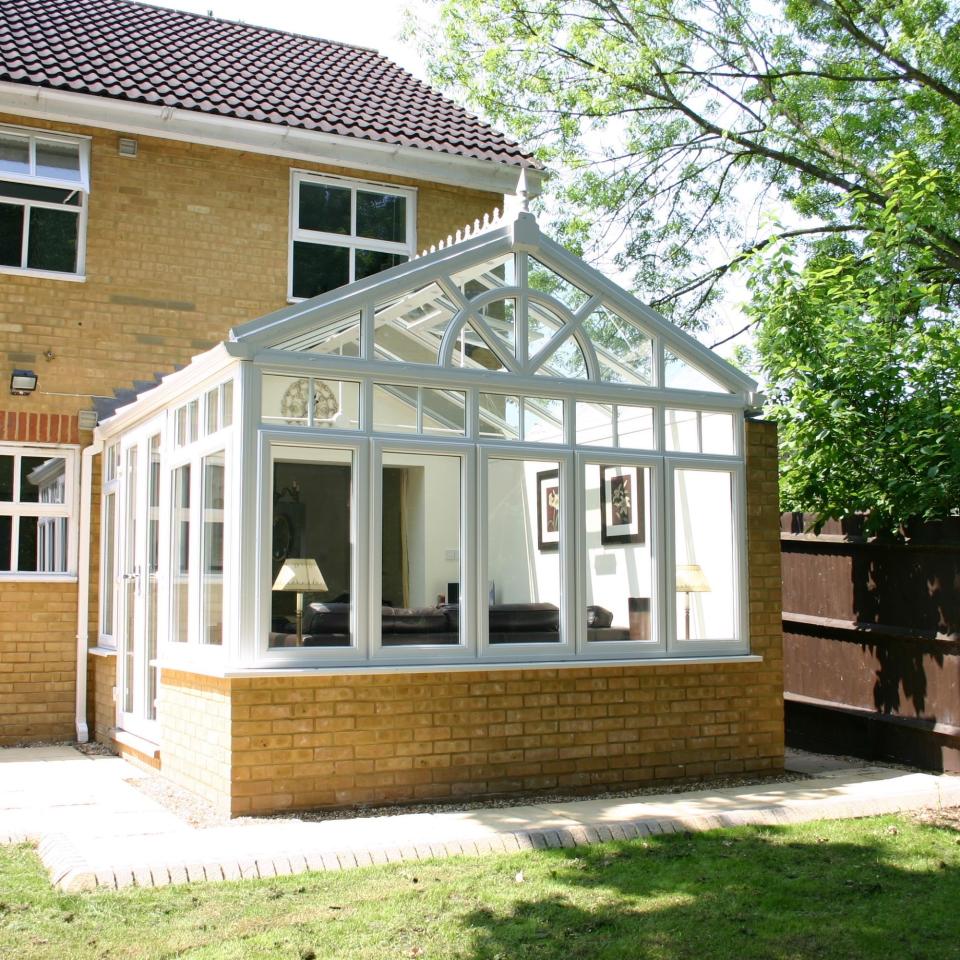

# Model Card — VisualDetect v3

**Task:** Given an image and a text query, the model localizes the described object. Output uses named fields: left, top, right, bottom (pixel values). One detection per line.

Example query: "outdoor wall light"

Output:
left=10, top=369, right=38, bottom=396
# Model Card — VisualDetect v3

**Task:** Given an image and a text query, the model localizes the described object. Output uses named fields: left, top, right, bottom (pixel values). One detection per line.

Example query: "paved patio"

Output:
left=2, top=745, right=959, bottom=891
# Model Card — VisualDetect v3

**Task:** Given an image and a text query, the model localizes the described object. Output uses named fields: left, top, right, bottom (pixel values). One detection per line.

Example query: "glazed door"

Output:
left=117, top=422, right=162, bottom=740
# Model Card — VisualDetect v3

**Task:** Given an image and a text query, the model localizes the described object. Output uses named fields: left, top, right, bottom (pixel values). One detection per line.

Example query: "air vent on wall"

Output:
left=118, top=137, right=138, bottom=158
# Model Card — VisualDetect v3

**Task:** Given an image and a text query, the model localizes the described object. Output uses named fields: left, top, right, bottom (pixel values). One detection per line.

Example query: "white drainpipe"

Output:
left=75, top=439, right=102, bottom=742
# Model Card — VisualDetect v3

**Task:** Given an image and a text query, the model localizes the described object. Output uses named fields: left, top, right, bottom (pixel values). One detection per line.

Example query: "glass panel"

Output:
left=666, top=409, right=700, bottom=452
left=585, top=308, right=653, bottom=385
left=175, top=406, right=187, bottom=447
left=528, top=301, right=564, bottom=358
left=221, top=381, right=233, bottom=428
left=476, top=297, right=516, bottom=357
left=702, top=411, right=735, bottom=454
left=356, top=249, right=406, bottom=281
left=0, top=134, right=29, bottom=174
left=0, top=455, right=12, bottom=500
left=0, top=182, right=81, bottom=205
left=315, top=379, right=360, bottom=430
left=478, top=393, right=520, bottom=440
left=356, top=191, right=406, bottom=243
left=123, top=448, right=138, bottom=705
left=298, top=181, right=350, bottom=234
left=585, top=464, right=654, bottom=643
left=292, top=241, right=349, bottom=298
left=26, top=208, right=78, bottom=273
left=674, top=469, right=736, bottom=641
left=171, top=464, right=191, bottom=643
left=523, top=396, right=564, bottom=444
left=104, top=444, right=118, bottom=483
left=536, top=333, right=588, bottom=380
left=373, top=383, right=418, bottom=433
left=262, top=375, right=309, bottom=426
left=101, top=490, right=116, bottom=635
left=34, top=516, right=67, bottom=573
left=617, top=405, right=655, bottom=450
left=17, top=515, right=38, bottom=571
left=528, top=257, right=590, bottom=312
left=187, top=400, right=199, bottom=444
left=664, top=350, right=730, bottom=393
left=20, top=457, right=65, bottom=503
left=381, top=451, right=462, bottom=646
left=375, top=282, right=456, bottom=364
left=146, top=436, right=160, bottom=716
left=454, top=252, right=515, bottom=298
left=35, top=140, right=81, bottom=181
left=271, top=450, right=353, bottom=648
left=0, top=515, right=9, bottom=570
left=0, top=203, right=24, bottom=267
left=576, top=402, right=615, bottom=447
left=204, top=388, right=219, bottom=435
left=201, top=451, right=225, bottom=646
left=450, top=321, right=507, bottom=371
left=487, top=457, right=562, bottom=644
left=422, top=388, right=466, bottom=437
left=276, top=311, right=361, bottom=356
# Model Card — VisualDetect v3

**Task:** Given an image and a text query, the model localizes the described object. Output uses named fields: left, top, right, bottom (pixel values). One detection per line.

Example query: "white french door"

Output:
left=117, top=418, right=163, bottom=740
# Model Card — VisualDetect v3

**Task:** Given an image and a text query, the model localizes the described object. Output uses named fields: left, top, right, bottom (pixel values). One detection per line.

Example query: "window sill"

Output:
left=111, top=728, right=160, bottom=759
left=0, top=265, right=86, bottom=283
left=88, top=646, right=117, bottom=658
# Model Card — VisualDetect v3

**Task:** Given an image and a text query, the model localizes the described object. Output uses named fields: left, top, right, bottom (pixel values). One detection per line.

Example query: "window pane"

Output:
left=26, top=208, right=78, bottom=273
left=205, top=388, right=219, bottom=435
left=528, top=257, right=589, bottom=312
left=263, top=375, right=309, bottom=426
left=0, top=182, right=81, bottom=205
left=146, top=436, right=160, bottom=715
left=292, top=241, right=349, bottom=298
left=101, top=490, right=116, bottom=635
left=536, top=334, right=588, bottom=380
left=373, top=383, right=418, bottom=433
left=0, top=203, right=24, bottom=267
left=0, top=515, right=9, bottom=570
left=477, top=297, right=516, bottom=357
left=35, top=140, right=81, bottom=181
left=381, top=451, right=461, bottom=646
left=666, top=409, right=700, bottom=452
left=674, top=469, right=736, bottom=641
left=0, top=455, right=12, bottom=500
left=356, top=249, right=406, bottom=281
left=0, top=134, right=29, bottom=174
left=487, top=458, right=562, bottom=644
left=123, top=448, right=138, bottom=708
left=664, top=351, right=729, bottom=393
left=187, top=400, right=199, bottom=444
left=315, top=379, right=360, bottom=430
left=524, top=396, right=564, bottom=444
left=576, top=402, right=614, bottom=447
left=586, top=464, right=653, bottom=643
left=422, top=388, right=466, bottom=437
left=271, top=451, right=353, bottom=648
left=276, top=311, right=361, bottom=356
left=221, top=381, right=234, bottom=428
left=702, top=411, right=735, bottom=454
left=479, top=393, right=520, bottom=440
left=298, top=181, right=350, bottom=234
left=585, top=307, right=653, bottom=385
left=618, top=406, right=655, bottom=449
left=356, top=191, right=406, bottom=243
left=201, top=452, right=225, bottom=646
left=374, top=283, right=456, bottom=363
left=20, top=457, right=54, bottom=503
left=17, top=515, right=38, bottom=571
left=171, top=464, right=191, bottom=643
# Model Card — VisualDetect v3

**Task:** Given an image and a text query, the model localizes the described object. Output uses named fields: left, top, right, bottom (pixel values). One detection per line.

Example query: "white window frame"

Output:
left=0, top=122, right=90, bottom=281
left=0, top=443, right=79, bottom=580
left=98, top=442, right=120, bottom=647
left=288, top=171, right=417, bottom=302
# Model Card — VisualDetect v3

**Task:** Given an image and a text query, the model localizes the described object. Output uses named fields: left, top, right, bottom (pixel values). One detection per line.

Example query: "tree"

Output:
left=422, top=0, right=960, bottom=529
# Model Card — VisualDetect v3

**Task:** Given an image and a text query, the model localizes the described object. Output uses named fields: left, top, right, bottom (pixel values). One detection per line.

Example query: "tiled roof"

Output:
left=0, top=0, right=538, bottom=168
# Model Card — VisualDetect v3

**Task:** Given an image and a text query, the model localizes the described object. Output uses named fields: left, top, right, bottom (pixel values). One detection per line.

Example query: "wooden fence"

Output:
left=781, top=513, right=960, bottom=772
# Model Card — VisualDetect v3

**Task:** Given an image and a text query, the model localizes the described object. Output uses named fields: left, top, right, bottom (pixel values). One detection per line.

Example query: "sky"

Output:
left=140, top=0, right=432, bottom=79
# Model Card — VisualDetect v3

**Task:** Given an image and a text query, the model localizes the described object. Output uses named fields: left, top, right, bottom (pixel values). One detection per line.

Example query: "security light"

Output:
left=10, top=369, right=37, bottom=396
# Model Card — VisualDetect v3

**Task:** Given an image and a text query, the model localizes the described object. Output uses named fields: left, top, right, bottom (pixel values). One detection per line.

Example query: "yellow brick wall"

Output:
left=87, top=651, right=116, bottom=747
left=158, top=669, right=233, bottom=815
left=0, top=581, right=78, bottom=744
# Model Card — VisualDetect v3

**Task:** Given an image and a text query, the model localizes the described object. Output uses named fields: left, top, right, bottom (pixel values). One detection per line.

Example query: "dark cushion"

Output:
left=384, top=607, right=449, bottom=634
left=305, top=602, right=350, bottom=634
left=489, top=602, right=559, bottom=633
left=587, top=605, right=613, bottom=628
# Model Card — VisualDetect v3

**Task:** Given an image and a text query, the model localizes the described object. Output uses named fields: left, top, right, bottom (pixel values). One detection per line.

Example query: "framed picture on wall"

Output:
left=600, top=465, right=645, bottom=545
left=536, top=468, right=560, bottom=551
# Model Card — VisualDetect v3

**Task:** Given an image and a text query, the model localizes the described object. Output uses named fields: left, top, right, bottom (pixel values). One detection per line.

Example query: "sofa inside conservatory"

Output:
left=90, top=210, right=785, bottom=815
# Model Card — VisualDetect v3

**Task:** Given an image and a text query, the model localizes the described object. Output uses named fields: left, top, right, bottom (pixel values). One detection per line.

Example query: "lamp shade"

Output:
left=676, top=563, right=710, bottom=593
left=272, top=558, right=327, bottom=592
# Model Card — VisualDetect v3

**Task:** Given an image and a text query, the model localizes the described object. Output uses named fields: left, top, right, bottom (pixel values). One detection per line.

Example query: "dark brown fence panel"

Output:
left=781, top=513, right=960, bottom=771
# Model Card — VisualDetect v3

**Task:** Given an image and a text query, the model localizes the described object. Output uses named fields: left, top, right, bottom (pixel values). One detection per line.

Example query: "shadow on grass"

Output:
left=458, top=822, right=960, bottom=960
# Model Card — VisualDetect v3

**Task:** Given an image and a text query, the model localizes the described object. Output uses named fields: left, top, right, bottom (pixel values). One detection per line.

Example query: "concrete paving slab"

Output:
left=2, top=745, right=959, bottom=891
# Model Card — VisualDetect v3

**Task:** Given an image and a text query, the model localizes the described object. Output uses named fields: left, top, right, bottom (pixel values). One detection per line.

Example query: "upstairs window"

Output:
left=0, top=125, right=89, bottom=278
left=290, top=172, right=415, bottom=300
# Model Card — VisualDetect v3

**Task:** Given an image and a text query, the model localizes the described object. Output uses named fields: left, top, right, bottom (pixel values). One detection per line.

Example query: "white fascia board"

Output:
left=532, top=230, right=758, bottom=393
left=94, top=343, right=241, bottom=440
left=232, top=221, right=516, bottom=348
left=0, top=82, right=543, bottom=198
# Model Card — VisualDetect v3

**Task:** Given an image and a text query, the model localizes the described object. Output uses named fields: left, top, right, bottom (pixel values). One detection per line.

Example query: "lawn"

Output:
left=1, top=815, right=958, bottom=960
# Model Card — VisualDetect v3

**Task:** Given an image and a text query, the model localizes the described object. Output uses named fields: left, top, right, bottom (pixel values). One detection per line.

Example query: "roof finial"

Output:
left=517, top=168, right=530, bottom=213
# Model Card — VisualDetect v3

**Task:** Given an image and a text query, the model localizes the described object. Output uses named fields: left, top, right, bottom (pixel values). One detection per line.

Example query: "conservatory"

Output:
left=91, top=210, right=783, bottom=814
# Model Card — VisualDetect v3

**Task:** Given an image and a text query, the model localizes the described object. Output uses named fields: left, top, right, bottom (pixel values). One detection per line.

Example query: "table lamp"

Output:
left=676, top=563, right=710, bottom=640
left=272, top=558, right=327, bottom=645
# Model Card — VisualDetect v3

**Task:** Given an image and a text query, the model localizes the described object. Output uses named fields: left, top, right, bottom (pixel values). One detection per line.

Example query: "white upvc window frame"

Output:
left=288, top=170, right=417, bottom=302
left=0, top=122, right=91, bottom=281
left=98, top=441, right=120, bottom=647
left=0, top=442, right=79, bottom=580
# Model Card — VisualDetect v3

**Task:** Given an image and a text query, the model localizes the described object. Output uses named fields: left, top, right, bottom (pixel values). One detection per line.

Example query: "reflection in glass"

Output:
left=374, top=282, right=456, bottom=363
left=270, top=451, right=353, bottom=648
left=299, top=181, right=350, bottom=234
left=201, top=451, right=225, bottom=645
left=373, top=383, right=418, bottom=433
left=585, top=307, right=653, bottom=385
left=276, top=312, right=361, bottom=356
left=292, top=241, right=349, bottom=298
left=666, top=408, right=699, bottom=452
left=422, top=388, right=466, bottom=436
left=527, top=257, right=589, bottom=312
left=381, top=451, right=462, bottom=646
left=26, top=208, right=79, bottom=273
left=35, top=140, right=81, bottom=180
left=171, top=464, right=190, bottom=644
left=478, top=393, right=520, bottom=440
left=664, top=351, right=729, bottom=393
left=523, top=396, right=564, bottom=444
left=486, top=457, right=561, bottom=644
left=357, top=191, right=406, bottom=242
left=101, top=490, right=116, bottom=635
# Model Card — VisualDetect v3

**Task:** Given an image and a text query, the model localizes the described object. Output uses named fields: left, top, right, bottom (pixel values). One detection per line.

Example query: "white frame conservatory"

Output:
left=95, top=210, right=762, bottom=713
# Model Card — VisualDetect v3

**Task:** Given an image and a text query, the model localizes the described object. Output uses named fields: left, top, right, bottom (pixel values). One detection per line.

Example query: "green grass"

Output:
left=2, top=815, right=959, bottom=960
